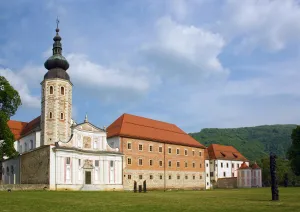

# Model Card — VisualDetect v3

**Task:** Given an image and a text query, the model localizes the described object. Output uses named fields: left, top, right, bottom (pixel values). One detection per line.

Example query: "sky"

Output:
left=1, top=0, right=300, bottom=133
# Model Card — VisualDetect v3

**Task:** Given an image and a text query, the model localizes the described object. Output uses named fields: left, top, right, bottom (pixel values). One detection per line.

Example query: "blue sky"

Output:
left=1, top=0, right=300, bottom=133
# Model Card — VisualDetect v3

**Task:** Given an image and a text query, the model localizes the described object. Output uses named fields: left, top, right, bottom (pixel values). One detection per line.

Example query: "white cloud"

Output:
left=220, top=0, right=300, bottom=52
left=0, top=68, right=40, bottom=108
left=141, top=16, right=228, bottom=81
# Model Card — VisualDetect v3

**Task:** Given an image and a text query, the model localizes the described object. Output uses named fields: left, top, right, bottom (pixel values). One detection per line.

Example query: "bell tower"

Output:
left=40, top=19, right=72, bottom=146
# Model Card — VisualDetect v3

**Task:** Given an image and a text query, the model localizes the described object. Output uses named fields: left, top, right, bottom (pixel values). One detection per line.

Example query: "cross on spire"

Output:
left=56, top=17, right=60, bottom=29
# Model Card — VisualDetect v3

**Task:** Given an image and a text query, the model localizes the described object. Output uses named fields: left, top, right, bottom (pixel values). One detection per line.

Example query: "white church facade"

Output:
left=1, top=23, right=123, bottom=191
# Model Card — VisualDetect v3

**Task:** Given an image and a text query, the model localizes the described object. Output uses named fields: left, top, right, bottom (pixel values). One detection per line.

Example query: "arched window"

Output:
left=50, top=86, right=53, bottom=94
left=61, top=87, right=65, bottom=95
left=49, top=112, right=53, bottom=119
left=61, top=113, right=64, bottom=120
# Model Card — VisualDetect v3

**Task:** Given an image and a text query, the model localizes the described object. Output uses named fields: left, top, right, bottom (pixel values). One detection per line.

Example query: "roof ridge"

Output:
left=123, top=113, right=177, bottom=126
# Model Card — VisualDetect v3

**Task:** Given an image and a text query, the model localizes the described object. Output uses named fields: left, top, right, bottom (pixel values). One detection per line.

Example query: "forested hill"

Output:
left=189, top=125, right=297, bottom=162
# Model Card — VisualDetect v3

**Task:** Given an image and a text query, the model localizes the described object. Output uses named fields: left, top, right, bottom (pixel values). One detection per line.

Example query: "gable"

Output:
left=74, top=122, right=105, bottom=133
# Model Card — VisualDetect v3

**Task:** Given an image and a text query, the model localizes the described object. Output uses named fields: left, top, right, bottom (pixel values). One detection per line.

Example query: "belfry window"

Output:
left=50, top=86, right=53, bottom=94
left=61, top=87, right=65, bottom=95
left=49, top=112, right=53, bottom=119
left=60, top=113, right=64, bottom=120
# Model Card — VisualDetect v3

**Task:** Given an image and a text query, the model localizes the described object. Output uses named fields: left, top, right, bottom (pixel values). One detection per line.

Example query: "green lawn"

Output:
left=0, top=188, right=299, bottom=212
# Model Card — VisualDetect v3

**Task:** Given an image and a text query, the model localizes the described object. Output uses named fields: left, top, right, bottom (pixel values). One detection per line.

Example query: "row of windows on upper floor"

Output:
left=49, top=86, right=65, bottom=95
left=209, top=161, right=242, bottom=169
left=127, top=157, right=205, bottom=168
left=19, top=140, right=34, bottom=153
left=127, top=142, right=202, bottom=157
left=65, top=157, right=114, bottom=167
left=126, top=173, right=202, bottom=181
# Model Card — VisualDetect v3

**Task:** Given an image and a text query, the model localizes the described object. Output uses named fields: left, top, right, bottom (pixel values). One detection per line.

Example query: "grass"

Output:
left=0, top=188, right=299, bottom=212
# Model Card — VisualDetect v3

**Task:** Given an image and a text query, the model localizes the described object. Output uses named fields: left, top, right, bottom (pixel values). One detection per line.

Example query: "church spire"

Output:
left=44, top=18, right=70, bottom=76
left=84, top=113, right=88, bottom=123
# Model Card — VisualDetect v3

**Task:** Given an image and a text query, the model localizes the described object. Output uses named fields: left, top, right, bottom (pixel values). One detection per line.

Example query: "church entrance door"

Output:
left=85, top=171, right=91, bottom=184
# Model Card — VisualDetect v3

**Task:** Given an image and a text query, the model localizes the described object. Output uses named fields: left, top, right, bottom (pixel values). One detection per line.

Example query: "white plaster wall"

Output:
left=205, top=159, right=211, bottom=189
left=1, top=157, right=20, bottom=184
left=73, top=129, right=107, bottom=151
left=215, top=160, right=249, bottom=180
left=51, top=149, right=123, bottom=190
left=17, top=132, right=40, bottom=154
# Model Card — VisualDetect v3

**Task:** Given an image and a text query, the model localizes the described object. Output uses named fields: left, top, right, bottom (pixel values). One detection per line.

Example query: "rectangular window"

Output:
left=128, top=175, right=132, bottom=180
left=168, top=161, right=172, bottom=167
left=127, top=142, right=132, bottom=150
left=232, top=163, right=235, bottom=168
left=221, top=163, right=223, bottom=168
left=206, top=163, right=208, bottom=167
left=184, top=149, right=188, bottom=156
left=169, top=175, right=172, bottom=180
left=199, top=151, right=202, bottom=156
left=192, top=150, right=195, bottom=156
left=150, top=175, right=153, bottom=180
left=139, top=175, right=143, bottom=179
left=193, top=175, right=195, bottom=180
left=139, top=144, right=143, bottom=151
left=66, top=157, right=70, bottom=165
left=223, top=172, right=226, bottom=177
left=110, top=161, right=114, bottom=167
left=200, top=175, right=202, bottom=179
left=168, top=147, right=172, bottom=154
left=185, top=175, right=188, bottom=180
left=210, top=172, right=214, bottom=177
left=232, top=172, right=234, bottom=177
left=185, top=162, right=188, bottom=168
left=226, top=163, right=229, bottom=168
left=139, top=159, right=143, bottom=166
left=95, top=160, right=99, bottom=167
left=149, top=145, right=153, bottom=152
left=237, top=164, right=240, bottom=168
left=176, top=148, right=180, bottom=155
left=193, top=162, right=195, bottom=168
left=200, top=163, right=202, bottom=168
left=127, top=158, right=132, bottom=165
left=149, top=159, right=153, bottom=166
left=160, top=175, right=163, bottom=180
left=177, top=175, right=180, bottom=180
left=177, top=161, right=180, bottom=168
left=159, top=160, right=163, bottom=167
left=78, top=159, right=81, bottom=166
left=159, top=146, right=163, bottom=153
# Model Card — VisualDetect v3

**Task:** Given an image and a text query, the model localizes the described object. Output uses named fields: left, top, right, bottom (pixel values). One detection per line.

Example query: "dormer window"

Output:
left=50, top=86, right=53, bottom=94
left=61, top=87, right=65, bottom=95
left=220, top=152, right=226, bottom=157
left=233, top=153, right=238, bottom=158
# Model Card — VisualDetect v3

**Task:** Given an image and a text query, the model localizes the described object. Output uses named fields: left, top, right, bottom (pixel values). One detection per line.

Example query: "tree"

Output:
left=0, top=76, right=22, bottom=160
left=288, top=126, right=300, bottom=176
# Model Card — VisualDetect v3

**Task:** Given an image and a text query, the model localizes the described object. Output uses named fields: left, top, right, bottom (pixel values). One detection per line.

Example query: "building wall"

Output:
left=237, top=169, right=252, bottom=188
left=20, top=146, right=51, bottom=184
left=1, top=157, right=20, bottom=184
left=214, top=160, right=249, bottom=181
left=205, top=159, right=211, bottom=189
left=116, top=137, right=205, bottom=190
left=251, top=169, right=262, bottom=187
left=15, top=131, right=41, bottom=154
left=41, top=79, right=72, bottom=146
left=49, top=148, right=123, bottom=190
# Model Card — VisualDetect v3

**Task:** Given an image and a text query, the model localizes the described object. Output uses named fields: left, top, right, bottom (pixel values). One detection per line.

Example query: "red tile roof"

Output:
left=207, top=144, right=248, bottom=161
left=204, top=148, right=210, bottom=160
left=239, top=161, right=251, bottom=170
left=251, top=162, right=261, bottom=169
left=7, top=120, right=28, bottom=140
left=107, top=113, right=205, bottom=148
left=7, top=116, right=41, bottom=140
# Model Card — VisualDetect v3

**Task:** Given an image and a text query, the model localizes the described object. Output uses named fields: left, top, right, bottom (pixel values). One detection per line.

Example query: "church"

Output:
left=1, top=23, right=123, bottom=191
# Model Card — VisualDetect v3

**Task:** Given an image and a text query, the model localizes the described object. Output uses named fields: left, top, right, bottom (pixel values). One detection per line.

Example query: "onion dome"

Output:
left=44, top=19, right=70, bottom=80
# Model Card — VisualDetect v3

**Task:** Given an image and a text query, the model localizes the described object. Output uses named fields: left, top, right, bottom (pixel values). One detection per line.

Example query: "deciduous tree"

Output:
left=288, top=126, right=300, bottom=176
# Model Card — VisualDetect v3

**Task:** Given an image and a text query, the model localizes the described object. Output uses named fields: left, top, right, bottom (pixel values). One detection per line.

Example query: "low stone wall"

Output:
left=0, top=184, right=49, bottom=191
left=217, top=177, right=237, bottom=189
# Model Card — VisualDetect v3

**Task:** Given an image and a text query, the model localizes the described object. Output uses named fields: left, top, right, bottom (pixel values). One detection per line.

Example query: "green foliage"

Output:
left=288, top=126, right=300, bottom=176
left=190, top=125, right=296, bottom=161
left=0, top=76, right=21, bottom=160
left=0, top=76, right=22, bottom=118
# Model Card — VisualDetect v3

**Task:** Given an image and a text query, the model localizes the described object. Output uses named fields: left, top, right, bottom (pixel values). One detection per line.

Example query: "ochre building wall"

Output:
left=121, top=137, right=205, bottom=190
left=20, top=146, right=50, bottom=184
